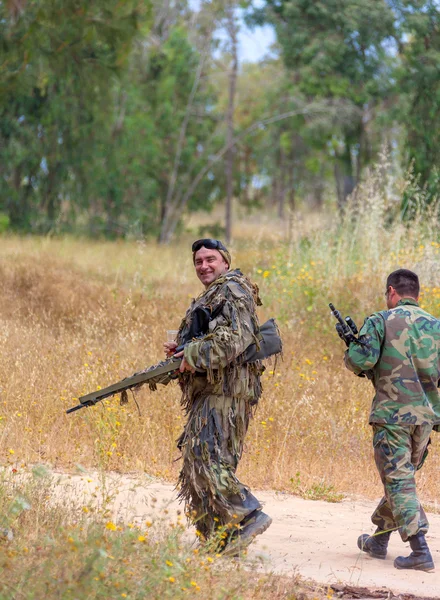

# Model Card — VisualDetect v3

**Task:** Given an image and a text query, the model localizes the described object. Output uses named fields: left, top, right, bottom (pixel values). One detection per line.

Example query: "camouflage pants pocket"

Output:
left=372, top=427, right=391, bottom=455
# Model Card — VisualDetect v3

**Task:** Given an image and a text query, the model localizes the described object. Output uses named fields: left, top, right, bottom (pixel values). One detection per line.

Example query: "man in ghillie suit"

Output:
left=164, top=239, right=272, bottom=550
left=342, top=269, right=440, bottom=572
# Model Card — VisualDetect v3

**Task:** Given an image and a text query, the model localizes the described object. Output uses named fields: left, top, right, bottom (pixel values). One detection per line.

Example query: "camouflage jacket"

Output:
left=344, top=298, right=440, bottom=426
left=177, top=269, right=263, bottom=405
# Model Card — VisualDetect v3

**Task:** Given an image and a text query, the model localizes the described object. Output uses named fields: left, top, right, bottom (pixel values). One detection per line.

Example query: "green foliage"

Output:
left=0, top=214, right=10, bottom=234
left=0, top=0, right=150, bottom=233
left=0, top=2, right=219, bottom=238
left=290, top=472, right=344, bottom=503
left=398, top=1, right=440, bottom=206
left=264, top=0, right=395, bottom=98
left=0, top=0, right=439, bottom=236
left=251, top=0, right=397, bottom=205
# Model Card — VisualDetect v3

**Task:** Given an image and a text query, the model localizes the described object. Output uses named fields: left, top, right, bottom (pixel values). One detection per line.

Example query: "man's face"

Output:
left=194, top=246, right=229, bottom=287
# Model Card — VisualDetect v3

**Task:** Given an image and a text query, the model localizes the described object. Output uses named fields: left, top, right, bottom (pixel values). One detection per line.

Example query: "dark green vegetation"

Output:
left=1, top=0, right=439, bottom=239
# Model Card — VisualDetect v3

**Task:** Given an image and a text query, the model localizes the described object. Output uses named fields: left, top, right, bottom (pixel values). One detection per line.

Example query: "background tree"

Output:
left=0, top=0, right=149, bottom=232
left=397, top=0, right=440, bottom=212
left=0, top=0, right=438, bottom=239
left=251, top=0, right=397, bottom=207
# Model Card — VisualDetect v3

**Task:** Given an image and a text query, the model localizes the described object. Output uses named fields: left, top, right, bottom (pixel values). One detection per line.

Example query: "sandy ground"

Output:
left=56, top=472, right=440, bottom=599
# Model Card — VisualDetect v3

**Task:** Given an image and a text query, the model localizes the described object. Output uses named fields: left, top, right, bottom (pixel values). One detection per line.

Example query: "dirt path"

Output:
left=58, top=473, right=440, bottom=599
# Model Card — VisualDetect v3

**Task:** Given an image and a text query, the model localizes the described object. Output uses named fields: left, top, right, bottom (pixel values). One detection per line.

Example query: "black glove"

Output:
left=335, top=323, right=355, bottom=347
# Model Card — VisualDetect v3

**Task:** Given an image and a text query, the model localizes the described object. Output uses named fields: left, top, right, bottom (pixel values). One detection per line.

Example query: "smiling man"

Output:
left=164, top=239, right=272, bottom=552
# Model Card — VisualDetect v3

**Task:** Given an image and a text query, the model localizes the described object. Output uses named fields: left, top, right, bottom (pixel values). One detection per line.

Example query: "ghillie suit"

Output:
left=175, top=269, right=265, bottom=540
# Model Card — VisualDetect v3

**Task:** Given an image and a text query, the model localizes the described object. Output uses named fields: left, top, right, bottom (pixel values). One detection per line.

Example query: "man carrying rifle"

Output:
left=164, top=239, right=272, bottom=551
left=339, top=269, right=440, bottom=572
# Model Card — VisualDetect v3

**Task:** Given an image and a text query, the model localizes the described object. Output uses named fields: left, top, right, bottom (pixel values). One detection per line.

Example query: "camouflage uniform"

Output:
left=175, top=269, right=264, bottom=539
left=345, top=298, right=440, bottom=541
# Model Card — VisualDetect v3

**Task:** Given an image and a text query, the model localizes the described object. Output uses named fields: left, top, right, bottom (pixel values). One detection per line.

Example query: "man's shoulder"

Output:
left=224, top=270, right=251, bottom=298
left=364, top=310, right=387, bottom=327
left=412, top=305, right=440, bottom=323
left=390, top=304, right=440, bottom=326
left=214, top=269, right=253, bottom=298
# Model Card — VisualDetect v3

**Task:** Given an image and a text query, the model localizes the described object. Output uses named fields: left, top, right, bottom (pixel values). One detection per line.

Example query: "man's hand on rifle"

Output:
left=174, top=350, right=196, bottom=373
left=163, top=342, right=177, bottom=358
left=335, top=323, right=354, bottom=347
left=164, top=341, right=178, bottom=358
left=329, top=303, right=360, bottom=348
left=163, top=342, right=195, bottom=372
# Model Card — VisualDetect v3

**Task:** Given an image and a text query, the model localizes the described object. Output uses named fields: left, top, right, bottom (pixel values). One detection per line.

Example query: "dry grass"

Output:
left=1, top=466, right=334, bottom=600
left=1, top=166, right=440, bottom=507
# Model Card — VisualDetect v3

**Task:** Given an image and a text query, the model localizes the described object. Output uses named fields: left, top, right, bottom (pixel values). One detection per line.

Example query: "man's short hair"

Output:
left=386, top=269, right=420, bottom=298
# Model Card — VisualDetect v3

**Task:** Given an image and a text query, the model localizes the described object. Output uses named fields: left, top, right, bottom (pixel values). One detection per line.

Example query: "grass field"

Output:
left=1, top=170, right=440, bottom=598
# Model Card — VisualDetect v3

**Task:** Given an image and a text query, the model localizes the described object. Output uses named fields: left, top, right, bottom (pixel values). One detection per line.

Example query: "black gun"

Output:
left=329, top=303, right=363, bottom=347
left=329, top=303, right=368, bottom=379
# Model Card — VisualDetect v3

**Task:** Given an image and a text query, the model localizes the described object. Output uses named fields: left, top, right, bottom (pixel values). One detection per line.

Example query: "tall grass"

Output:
left=0, top=165, right=439, bottom=506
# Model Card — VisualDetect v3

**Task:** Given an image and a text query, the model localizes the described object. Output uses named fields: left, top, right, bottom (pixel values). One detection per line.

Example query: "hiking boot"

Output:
left=222, top=511, right=272, bottom=557
left=394, top=532, right=435, bottom=572
left=239, top=510, right=272, bottom=543
left=357, top=527, right=391, bottom=559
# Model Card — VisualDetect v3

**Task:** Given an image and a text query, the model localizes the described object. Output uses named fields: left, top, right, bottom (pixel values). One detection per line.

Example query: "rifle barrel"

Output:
left=66, top=357, right=182, bottom=415
left=66, top=403, right=89, bottom=414
left=329, top=303, right=346, bottom=327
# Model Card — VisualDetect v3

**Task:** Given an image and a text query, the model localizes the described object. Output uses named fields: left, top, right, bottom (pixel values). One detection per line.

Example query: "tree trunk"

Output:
left=288, top=154, right=295, bottom=212
left=334, top=141, right=356, bottom=212
left=224, top=2, right=238, bottom=245
left=242, top=146, right=251, bottom=207
left=278, top=147, right=286, bottom=219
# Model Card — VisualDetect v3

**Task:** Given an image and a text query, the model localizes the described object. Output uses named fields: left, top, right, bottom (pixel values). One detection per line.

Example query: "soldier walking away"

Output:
left=341, top=269, right=440, bottom=572
left=164, top=239, right=272, bottom=552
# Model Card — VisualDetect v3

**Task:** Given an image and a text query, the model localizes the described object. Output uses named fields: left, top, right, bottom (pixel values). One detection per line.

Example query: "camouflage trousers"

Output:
left=177, top=384, right=261, bottom=539
left=371, top=423, right=432, bottom=541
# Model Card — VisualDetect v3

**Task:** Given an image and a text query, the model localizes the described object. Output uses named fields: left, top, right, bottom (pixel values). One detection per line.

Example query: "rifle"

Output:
left=328, top=303, right=361, bottom=347
left=329, top=303, right=369, bottom=379
left=66, top=310, right=281, bottom=415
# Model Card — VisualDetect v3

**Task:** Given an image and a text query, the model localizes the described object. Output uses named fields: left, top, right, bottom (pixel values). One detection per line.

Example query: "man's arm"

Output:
left=183, top=292, right=256, bottom=372
left=344, top=314, right=385, bottom=375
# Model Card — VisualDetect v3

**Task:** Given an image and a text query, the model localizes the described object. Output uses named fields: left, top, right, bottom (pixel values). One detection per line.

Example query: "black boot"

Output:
left=357, top=528, right=392, bottom=559
left=394, top=532, right=435, bottom=571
